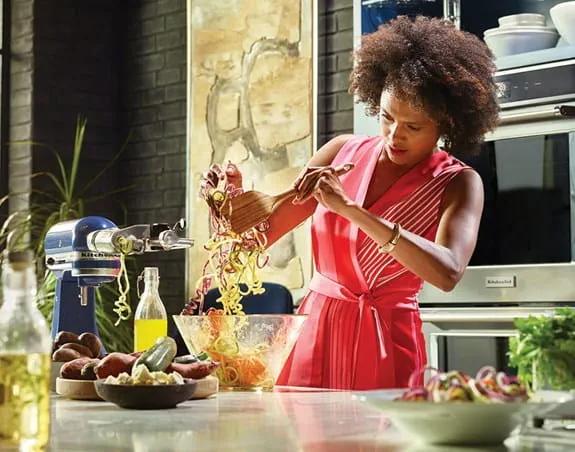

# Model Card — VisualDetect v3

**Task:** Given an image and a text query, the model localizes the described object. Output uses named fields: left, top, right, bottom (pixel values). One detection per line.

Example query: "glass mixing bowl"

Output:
left=173, top=314, right=307, bottom=391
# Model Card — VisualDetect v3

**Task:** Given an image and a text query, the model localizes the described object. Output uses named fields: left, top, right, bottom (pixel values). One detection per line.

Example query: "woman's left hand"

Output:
left=293, top=165, right=356, bottom=215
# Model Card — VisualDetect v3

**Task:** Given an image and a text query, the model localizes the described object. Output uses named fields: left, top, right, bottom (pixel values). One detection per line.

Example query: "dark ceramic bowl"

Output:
left=94, top=379, right=198, bottom=410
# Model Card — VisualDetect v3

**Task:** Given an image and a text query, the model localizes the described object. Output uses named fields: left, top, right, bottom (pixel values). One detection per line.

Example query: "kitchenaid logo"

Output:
left=485, top=276, right=516, bottom=288
left=79, top=252, right=118, bottom=259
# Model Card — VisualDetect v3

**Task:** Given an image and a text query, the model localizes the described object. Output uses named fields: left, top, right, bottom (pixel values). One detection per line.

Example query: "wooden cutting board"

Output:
left=56, top=377, right=103, bottom=401
left=190, top=376, right=219, bottom=399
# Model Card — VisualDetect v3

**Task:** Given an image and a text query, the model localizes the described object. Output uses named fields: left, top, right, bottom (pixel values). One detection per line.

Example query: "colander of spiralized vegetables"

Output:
left=354, top=366, right=573, bottom=445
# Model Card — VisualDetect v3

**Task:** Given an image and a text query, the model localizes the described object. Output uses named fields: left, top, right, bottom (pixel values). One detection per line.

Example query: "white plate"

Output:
left=353, top=389, right=573, bottom=446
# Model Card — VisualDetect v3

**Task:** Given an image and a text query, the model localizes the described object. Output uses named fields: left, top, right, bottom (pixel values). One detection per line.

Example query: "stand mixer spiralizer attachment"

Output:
left=44, top=216, right=194, bottom=347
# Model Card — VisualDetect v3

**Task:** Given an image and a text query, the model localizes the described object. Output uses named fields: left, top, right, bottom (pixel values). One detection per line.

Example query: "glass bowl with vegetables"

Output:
left=354, top=367, right=573, bottom=446
left=175, top=163, right=307, bottom=391
left=173, top=313, right=306, bottom=391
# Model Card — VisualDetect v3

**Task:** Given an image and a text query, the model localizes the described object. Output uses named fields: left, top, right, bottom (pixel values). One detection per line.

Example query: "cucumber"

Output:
left=196, top=351, right=209, bottom=361
left=174, top=354, right=198, bottom=364
left=133, top=336, right=177, bottom=372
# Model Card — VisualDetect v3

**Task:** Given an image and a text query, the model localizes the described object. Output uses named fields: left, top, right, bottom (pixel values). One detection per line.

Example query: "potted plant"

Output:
left=508, top=307, right=575, bottom=391
left=0, top=116, right=135, bottom=352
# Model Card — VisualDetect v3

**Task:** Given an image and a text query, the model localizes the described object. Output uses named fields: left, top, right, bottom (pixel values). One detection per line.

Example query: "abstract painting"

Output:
left=185, top=0, right=317, bottom=304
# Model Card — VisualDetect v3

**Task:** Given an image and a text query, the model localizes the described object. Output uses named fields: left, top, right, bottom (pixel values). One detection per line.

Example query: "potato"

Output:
left=60, top=357, right=95, bottom=380
left=52, top=348, right=82, bottom=362
left=78, top=333, right=102, bottom=357
left=94, top=353, right=138, bottom=379
left=54, top=331, right=80, bottom=349
left=60, top=342, right=94, bottom=358
left=166, top=361, right=220, bottom=379
left=78, top=333, right=103, bottom=358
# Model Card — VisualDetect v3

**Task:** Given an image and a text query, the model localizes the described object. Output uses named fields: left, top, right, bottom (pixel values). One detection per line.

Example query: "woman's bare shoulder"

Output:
left=442, top=168, right=484, bottom=212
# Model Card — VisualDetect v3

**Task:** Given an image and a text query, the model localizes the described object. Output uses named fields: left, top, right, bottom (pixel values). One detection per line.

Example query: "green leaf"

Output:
left=31, top=172, right=67, bottom=200
left=68, top=116, right=87, bottom=201
left=508, top=307, right=575, bottom=390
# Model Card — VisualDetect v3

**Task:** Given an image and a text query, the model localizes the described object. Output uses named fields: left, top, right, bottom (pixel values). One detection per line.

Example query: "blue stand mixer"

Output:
left=44, top=216, right=193, bottom=344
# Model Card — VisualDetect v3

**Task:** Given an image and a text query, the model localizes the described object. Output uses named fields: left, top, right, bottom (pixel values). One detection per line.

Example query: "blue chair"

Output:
left=201, top=282, right=294, bottom=315
left=173, top=282, right=294, bottom=355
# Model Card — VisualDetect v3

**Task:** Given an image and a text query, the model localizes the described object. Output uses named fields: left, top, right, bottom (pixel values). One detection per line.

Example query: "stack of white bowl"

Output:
left=550, top=1, right=575, bottom=45
left=483, top=13, right=559, bottom=58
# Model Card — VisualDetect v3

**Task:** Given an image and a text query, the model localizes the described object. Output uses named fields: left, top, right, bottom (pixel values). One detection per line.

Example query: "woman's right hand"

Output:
left=202, top=161, right=243, bottom=191
left=292, top=163, right=354, bottom=205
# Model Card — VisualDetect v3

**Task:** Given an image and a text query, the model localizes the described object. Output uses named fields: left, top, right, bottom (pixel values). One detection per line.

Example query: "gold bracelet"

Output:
left=378, top=223, right=401, bottom=254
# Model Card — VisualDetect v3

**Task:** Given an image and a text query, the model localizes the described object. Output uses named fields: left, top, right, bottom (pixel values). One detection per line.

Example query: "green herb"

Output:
left=508, top=307, right=575, bottom=391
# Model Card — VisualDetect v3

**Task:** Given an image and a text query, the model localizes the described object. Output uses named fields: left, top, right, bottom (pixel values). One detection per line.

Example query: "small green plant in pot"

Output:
left=508, top=307, right=575, bottom=391
left=0, top=116, right=135, bottom=353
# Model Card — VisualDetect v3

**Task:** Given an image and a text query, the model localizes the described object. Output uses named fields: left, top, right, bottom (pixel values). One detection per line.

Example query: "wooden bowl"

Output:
left=50, top=361, right=65, bottom=393
left=94, top=379, right=198, bottom=410
left=191, top=375, right=219, bottom=399
left=56, top=377, right=102, bottom=401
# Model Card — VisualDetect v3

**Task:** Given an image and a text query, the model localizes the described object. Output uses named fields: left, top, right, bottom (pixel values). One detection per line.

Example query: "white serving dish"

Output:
left=354, top=389, right=573, bottom=446
left=498, top=13, right=546, bottom=28
left=550, top=1, right=575, bottom=45
left=484, top=26, right=559, bottom=58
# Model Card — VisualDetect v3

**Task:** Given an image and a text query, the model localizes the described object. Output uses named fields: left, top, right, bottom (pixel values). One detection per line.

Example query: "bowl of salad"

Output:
left=354, top=367, right=573, bottom=446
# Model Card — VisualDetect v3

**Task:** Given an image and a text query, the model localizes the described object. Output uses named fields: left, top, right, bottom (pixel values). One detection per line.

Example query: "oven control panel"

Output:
left=495, top=60, right=575, bottom=109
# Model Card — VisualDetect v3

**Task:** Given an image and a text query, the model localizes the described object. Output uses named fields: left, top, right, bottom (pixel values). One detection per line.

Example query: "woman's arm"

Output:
left=263, top=134, right=354, bottom=247
left=336, top=169, right=484, bottom=291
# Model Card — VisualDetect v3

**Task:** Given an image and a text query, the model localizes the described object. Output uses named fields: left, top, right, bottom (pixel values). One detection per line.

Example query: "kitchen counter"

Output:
left=44, top=391, right=574, bottom=452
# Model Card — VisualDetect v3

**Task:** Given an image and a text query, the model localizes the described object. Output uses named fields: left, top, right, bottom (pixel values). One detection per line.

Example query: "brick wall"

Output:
left=9, top=0, right=126, bottom=221
left=32, top=0, right=124, bottom=222
left=8, top=0, right=34, bottom=216
left=121, top=0, right=188, bottom=317
left=5, top=0, right=354, bottom=320
left=318, top=0, right=354, bottom=146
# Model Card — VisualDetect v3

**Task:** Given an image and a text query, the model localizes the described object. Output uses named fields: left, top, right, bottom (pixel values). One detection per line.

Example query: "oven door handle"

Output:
left=420, top=307, right=557, bottom=323
left=499, top=105, right=575, bottom=125
left=429, top=330, right=517, bottom=338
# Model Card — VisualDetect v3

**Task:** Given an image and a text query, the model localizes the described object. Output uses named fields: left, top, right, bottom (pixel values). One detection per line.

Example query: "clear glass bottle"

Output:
left=0, top=250, right=52, bottom=450
left=133, top=267, right=168, bottom=352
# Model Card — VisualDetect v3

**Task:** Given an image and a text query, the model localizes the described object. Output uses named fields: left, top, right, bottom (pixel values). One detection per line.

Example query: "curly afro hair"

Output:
left=349, top=16, right=499, bottom=156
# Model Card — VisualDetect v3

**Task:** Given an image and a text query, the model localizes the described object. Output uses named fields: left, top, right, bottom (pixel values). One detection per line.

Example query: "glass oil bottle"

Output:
left=0, top=250, right=52, bottom=450
left=133, top=267, right=168, bottom=352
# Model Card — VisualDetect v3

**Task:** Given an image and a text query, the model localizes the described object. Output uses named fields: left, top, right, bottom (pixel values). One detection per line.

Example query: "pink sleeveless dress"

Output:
left=276, top=135, right=469, bottom=390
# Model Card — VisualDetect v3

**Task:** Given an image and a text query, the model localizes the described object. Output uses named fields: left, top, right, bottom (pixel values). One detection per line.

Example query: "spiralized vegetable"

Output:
left=112, top=237, right=133, bottom=326
left=181, top=164, right=272, bottom=387
left=201, top=309, right=274, bottom=388
left=182, top=165, right=269, bottom=316
left=396, top=366, right=530, bottom=403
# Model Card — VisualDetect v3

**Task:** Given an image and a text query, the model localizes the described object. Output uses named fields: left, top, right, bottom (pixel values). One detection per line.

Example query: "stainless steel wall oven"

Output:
left=419, top=48, right=575, bottom=376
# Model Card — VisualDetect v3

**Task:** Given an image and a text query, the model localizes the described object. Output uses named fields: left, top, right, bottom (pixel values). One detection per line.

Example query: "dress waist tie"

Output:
left=308, top=272, right=397, bottom=389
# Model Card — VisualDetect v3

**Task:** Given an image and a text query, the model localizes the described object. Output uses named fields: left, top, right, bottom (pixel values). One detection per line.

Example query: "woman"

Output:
left=211, top=16, right=499, bottom=390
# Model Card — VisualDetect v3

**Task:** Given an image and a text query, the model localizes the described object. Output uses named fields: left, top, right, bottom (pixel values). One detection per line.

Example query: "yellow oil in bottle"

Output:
left=0, top=353, right=50, bottom=450
left=134, top=319, right=168, bottom=352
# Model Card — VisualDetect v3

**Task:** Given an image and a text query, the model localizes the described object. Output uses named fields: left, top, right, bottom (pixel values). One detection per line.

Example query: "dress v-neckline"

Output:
left=359, top=141, right=441, bottom=213
left=348, top=139, right=447, bottom=292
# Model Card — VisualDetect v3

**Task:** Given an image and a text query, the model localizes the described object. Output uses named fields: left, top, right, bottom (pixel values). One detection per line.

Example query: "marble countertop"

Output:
left=46, top=391, right=574, bottom=452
